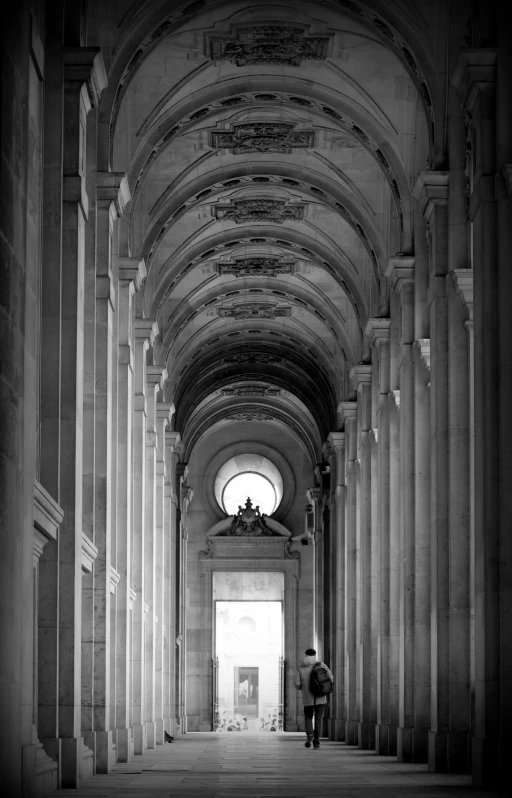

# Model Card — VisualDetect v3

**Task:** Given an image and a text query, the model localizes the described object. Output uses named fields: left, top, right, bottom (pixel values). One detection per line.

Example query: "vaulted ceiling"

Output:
left=105, top=0, right=432, bottom=460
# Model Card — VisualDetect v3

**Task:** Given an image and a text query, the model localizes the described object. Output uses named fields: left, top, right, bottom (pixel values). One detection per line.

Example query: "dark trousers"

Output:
left=304, top=703, right=324, bottom=742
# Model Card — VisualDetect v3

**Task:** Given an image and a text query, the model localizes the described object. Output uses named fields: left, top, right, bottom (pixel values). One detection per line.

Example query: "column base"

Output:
left=397, top=725, right=428, bottom=762
left=333, top=719, right=345, bottom=741
left=60, top=737, right=93, bottom=788
left=358, top=721, right=375, bottom=750
left=133, top=723, right=147, bottom=754
left=345, top=720, right=358, bottom=745
left=428, top=730, right=470, bottom=773
left=146, top=720, right=156, bottom=749
left=375, top=723, right=397, bottom=755
left=472, top=735, right=503, bottom=788
left=95, top=730, right=114, bottom=773
left=116, top=728, right=132, bottom=763
left=155, top=719, right=164, bottom=744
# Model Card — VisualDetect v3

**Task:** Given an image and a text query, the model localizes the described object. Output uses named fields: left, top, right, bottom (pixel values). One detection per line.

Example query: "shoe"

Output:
left=313, top=742, right=320, bottom=749
left=305, top=735, right=313, bottom=748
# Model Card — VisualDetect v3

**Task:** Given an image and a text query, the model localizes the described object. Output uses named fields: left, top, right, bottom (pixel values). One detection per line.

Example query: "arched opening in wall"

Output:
left=215, top=455, right=284, bottom=516
left=213, top=572, right=285, bottom=733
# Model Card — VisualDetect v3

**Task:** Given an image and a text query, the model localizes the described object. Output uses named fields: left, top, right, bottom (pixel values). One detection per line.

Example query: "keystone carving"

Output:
left=210, top=122, right=315, bottom=154
left=215, top=257, right=297, bottom=277
left=209, top=26, right=329, bottom=66
left=214, top=199, right=305, bottom=224
left=219, top=302, right=291, bottom=320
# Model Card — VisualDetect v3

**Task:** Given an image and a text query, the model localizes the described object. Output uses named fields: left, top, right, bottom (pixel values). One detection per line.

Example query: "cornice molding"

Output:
left=134, top=318, right=159, bottom=346
left=349, top=364, right=372, bottom=390
left=412, top=171, right=449, bottom=220
left=97, top=172, right=131, bottom=217
left=415, top=338, right=431, bottom=371
left=81, top=533, right=98, bottom=574
left=118, top=256, right=147, bottom=291
left=451, top=48, right=497, bottom=111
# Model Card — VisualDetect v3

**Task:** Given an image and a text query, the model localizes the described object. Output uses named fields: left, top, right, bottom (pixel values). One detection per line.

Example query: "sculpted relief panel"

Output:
left=208, top=26, right=329, bottom=66
left=213, top=199, right=306, bottom=224
left=219, top=302, right=292, bottom=320
left=215, top=257, right=297, bottom=278
left=210, top=123, right=316, bottom=154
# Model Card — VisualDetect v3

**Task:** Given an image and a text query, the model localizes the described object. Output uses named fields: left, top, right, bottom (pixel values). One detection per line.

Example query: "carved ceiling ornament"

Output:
left=228, top=412, right=273, bottom=422
left=214, top=199, right=305, bottom=224
left=215, top=257, right=297, bottom=278
left=210, top=122, right=315, bottom=154
left=208, top=26, right=329, bottom=67
left=222, top=386, right=280, bottom=397
left=223, top=352, right=282, bottom=365
left=219, top=302, right=292, bottom=320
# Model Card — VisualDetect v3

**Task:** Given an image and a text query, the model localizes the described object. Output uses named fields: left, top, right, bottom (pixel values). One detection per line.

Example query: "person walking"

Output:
left=294, top=648, right=333, bottom=749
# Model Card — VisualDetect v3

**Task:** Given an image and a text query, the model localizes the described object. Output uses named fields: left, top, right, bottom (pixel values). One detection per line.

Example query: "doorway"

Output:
left=212, top=572, right=284, bottom=732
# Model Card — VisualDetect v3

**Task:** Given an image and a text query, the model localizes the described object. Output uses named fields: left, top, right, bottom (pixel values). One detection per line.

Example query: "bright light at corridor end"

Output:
left=214, top=454, right=283, bottom=516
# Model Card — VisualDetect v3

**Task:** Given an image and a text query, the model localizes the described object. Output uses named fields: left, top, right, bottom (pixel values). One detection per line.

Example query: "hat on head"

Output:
left=305, top=648, right=316, bottom=656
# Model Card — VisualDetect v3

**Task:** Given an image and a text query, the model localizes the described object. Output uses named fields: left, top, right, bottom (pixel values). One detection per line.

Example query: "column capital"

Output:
left=157, top=402, right=175, bottom=425
left=452, top=269, right=474, bottom=321
left=412, top=171, right=449, bottom=220
left=415, top=338, right=431, bottom=372
left=134, top=318, right=158, bottom=347
left=451, top=48, right=497, bottom=112
left=327, top=431, right=345, bottom=449
left=146, top=365, right=168, bottom=390
left=385, top=256, right=415, bottom=294
left=165, top=431, right=182, bottom=455
left=339, top=401, right=357, bottom=426
left=119, top=256, right=147, bottom=291
left=307, top=486, right=323, bottom=503
left=349, top=364, right=372, bottom=391
left=364, top=317, right=390, bottom=346
left=63, top=47, right=107, bottom=107
left=97, top=172, right=131, bottom=218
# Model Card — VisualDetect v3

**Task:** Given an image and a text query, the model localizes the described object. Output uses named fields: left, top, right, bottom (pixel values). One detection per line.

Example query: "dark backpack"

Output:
left=309, top=662, right=332, bottom=697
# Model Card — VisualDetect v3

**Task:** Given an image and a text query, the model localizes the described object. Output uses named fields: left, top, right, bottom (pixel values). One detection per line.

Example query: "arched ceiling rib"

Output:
left=107, top=0, right=432, bottom=465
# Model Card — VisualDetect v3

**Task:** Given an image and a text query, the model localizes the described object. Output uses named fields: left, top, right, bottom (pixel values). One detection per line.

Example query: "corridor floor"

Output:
left=49, top=733, right=501, bottom=798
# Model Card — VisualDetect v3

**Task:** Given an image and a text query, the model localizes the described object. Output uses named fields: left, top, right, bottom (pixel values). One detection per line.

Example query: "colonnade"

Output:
left=317, top=48, right=512, bottom=787
left=25, top=48, right=188, bottom=790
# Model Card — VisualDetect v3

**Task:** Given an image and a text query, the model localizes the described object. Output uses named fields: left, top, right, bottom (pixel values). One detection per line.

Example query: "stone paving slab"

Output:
left=47, top=733, right=502, bottom=798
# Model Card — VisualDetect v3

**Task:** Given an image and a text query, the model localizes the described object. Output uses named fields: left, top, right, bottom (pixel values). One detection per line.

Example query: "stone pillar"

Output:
left=327, top=433, right=346, bottom=741
left=154, top=403, right=173, bottom=745
left=179, top=473, right=193, bottom=730
left=165, top=433, right=181, bottom=736
left=132, top=319, right=158, bottom=753
left=58, top=49, right=106, bottom=787
left=452, top=270, right=475, bottom=743
left=307, top=485, right=323, bottom=655
left=115, top=258, right=146, bottom=762
left=386, top=258, right=416, bottom=762
left=350, top=367, right=373, bottom=750
left=144, top=365, right=166, bottom=749
left=413, top=171, right=452, bottom=772
left=453, top=50, right=502, bottom=786
left=365, top=318, right=392, bottom=753
left=90, top=173, right=130, bottom=773
left=340, top=401, right=357, bottom=745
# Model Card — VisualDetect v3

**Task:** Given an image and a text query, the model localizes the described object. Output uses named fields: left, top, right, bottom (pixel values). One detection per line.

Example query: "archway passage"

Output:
left=3, top=0, right=512, bottom=795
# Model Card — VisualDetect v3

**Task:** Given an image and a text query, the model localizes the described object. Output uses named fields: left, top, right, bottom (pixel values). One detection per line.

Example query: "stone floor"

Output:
left=49, top=733, right=502, bottom=798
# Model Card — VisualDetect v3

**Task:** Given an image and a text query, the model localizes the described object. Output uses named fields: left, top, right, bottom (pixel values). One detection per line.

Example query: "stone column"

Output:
left=340, top=401, right=357, bottom=744
left=453, top=50, right=502, bottom=786
left=452, top=270, right=475, bottom=742
left=327, top=433, right=346, bottom=741
left=154, top=401, right=173, bottom=746
left=307, top=485, right=323, bottom=655
left=58, top=49, right=106, bottom=787
left=386, top=258, right=416, bottom=762
left=132, top=319, right=158, bottom=753
left=180, top=473, right=193, bottom=730
left=413, top=171, right=451, bottom=772
left=350, top=367, right=373, bottom=750
left=165, top=433, right=181, bottom=736
left=144, top=365, right=166, bottom=749
left=90, top=172, right=130, bottom=773
left=365, top=318, right=392, bottom=753
left=115, top=258, right=146, bottom=762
